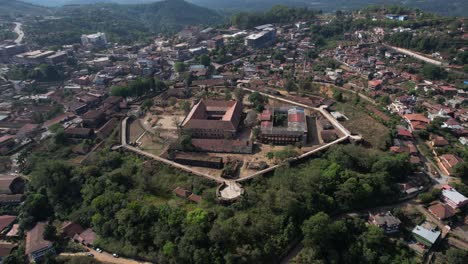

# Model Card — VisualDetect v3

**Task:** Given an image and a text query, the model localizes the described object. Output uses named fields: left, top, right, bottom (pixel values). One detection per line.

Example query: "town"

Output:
left=0, top=1, right=466, bottom=264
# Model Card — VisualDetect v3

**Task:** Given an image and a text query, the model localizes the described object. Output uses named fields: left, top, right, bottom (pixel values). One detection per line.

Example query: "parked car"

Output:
left=86, top=253, right=94, bottom=257
left=112, top=253, right=119, bottom=258
left=96, top=248, right=103, bottom=253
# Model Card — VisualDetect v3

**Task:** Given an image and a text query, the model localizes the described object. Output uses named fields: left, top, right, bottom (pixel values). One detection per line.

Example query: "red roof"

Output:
left=0, top=215, right=16, bottom=232
left=404, top=114, right=430, bottom=123
left=429, top=202, right=456, bottom=219
left=188, top=193, right=202, bottom=203
left=397, top=128, right=413, bottom=138
left=25, top=222, right=52, bottom=255
left=368, top=80, right=383, bottom=87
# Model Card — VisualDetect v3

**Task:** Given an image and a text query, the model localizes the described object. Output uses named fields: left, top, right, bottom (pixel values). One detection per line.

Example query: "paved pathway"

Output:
left=13, top=22, right=24, bottom=44
left=119, top=88, right=360, bottom=200
left=61, top=247, right=152, bottom=264
left=383, top=44, right=444, bottom=66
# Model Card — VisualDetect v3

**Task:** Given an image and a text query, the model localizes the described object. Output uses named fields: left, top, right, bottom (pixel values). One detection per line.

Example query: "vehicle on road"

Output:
left=96, top=248, right=103, bottom=253
left=112, top=253, right=119, bottom=258
left=86, top=253, right=94, bottom=257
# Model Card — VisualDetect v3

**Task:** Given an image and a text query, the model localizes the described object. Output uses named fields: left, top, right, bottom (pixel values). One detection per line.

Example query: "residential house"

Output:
left=0, top=243, right=16, bottom=262
left=25, top=222, right=55, bottom=263
left=173, top=187, right=191, bottom=198
left=442, top=118, right=463, bottom=130
left=442, top=185, right=468, bottom=209
left=436, top=154, right=463, bottom=176
left=368, top=79, right=383, bottom=89
left=0, top=175, right=25, bottom=198
left=412, top=222, right=441, bottom=248
left=73, top=228, right=97, bottom=246
left=0, top=215, right=16, bottom=235
left=430, top=135, right=449, bottom=148
left=0, top=135, right=15, bottom=155
left=64, top=128, right=95, bottom=139
left=368, top=211, right=401, bottom=233
left=61, top=221, right=84, bottom=238
left=428, top=202, right=456, bottom=220
left=404, top=114, right=430, bottom=131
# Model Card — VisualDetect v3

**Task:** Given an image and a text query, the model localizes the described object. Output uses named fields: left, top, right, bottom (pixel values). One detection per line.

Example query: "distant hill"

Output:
left=189, top=0, right=468, bottom=17
left=0, top=0, right=51, bottom=17
left=24, top=0, right=223, bottom=46
left=55, top=0, right=222, bottom=33
left=22, top=0, right=160, bottom=6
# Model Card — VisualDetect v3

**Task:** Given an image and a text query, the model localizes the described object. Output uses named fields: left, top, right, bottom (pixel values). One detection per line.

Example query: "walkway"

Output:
left=121, top=117, right=223, bottom=183
left=13, top=22, right=24, bottom=44
left=383, top=44, right=445, bottom=67
left=119, top=88, right=359, bottom=199
left=60, top=247, right=152, bottom=264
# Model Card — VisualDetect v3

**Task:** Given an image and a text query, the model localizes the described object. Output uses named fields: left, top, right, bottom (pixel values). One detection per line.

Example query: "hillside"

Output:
left=189, top=0, right=468, bottom=17
left=23, top=0, right=159, bottom=6
left=55, top=0, right=222, bottom=34
left=0, top=0, right=51, bottom=18
left=24, top=0, right=223, bottom=46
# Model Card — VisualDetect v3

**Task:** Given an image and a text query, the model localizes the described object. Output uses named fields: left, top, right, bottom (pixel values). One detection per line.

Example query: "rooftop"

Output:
left=25, top=222, right=53, bottom=255
left=442, top=187, right=468, bottom=204
left=182, top=100, right=242, bottom=132
left=412, top=224, right=440, bottom=244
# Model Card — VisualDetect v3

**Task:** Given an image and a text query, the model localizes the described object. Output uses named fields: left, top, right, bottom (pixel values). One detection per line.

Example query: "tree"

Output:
left=285, top=79, right=296, bottom=93
left=199, top=54, right=211, bottom=67
left=29, top=161, right=82, bottom=217
left=421, top=65, right=447, bottom=80
left=180, top=134, right=192, bottom=150
left=446, top=248, right=468, bottom=264
left=379, top=95, right=391, bottom=105
left=180, top=100, right=191, bottom=114
left=19, top=193, right=53, bottom=229
left=302, top=212, right=331, bottom=250
left=248, top=92, right=268, bottom=112
left=111, top=85, right=131, bottom=98
left=224, top=88, right=232, bottom=101
left=174, top=62, right=186, bottom=73
left=234, top=88, right=245, bottom=102
left=453, top=161, right=468, bottom=179
left=155, top=79, right=167, bottom=91
left=141, top=99, right=153, bottom=112
left=333, top=90, right=343, bottom=102
left=43, top=223, right=57, bottom=241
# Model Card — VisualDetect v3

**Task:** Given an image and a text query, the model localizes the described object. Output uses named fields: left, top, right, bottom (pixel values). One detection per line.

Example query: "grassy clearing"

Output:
left=332, top=102, right=391, bottom=150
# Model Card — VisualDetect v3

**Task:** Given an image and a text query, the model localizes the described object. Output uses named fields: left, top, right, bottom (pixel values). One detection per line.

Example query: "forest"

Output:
left=8, top=124, right=421, bottom=264
left=23, top=0, right=222, bottom=46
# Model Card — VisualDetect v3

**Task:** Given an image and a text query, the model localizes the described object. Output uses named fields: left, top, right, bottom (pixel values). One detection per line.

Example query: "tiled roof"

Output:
left=428, top=202, right=455, bottom=219
left=0, top=215, right=16, bottom=231
left=25, top=222, right=52, bottom=255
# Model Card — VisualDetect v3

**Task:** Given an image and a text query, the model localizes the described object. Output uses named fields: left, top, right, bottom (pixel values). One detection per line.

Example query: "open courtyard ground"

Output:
left=332, top=102, right=391, bottom=150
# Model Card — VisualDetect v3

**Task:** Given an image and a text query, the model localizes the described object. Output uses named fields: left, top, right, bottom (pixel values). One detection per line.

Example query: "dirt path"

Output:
left=61, top=247, right=152, bottom=264
left=13, top=22, right=24, bottom=44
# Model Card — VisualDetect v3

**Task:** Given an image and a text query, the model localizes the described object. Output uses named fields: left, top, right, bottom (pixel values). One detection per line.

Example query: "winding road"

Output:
left=13, top=22, right=24, bottom=44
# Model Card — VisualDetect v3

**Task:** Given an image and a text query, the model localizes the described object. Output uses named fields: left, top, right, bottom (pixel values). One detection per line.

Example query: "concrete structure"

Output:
left=245, top=27, right=276, bottom=49
left=437, top=154, right=463, bottom=176
left=412, top=222, right=441, bottom=248
left=14, top=50, right=55, bottom=65
left=260, top=107, right=308, bottom=145
left=442, top=186, right=468, bottom=209
left=181, top=100, right=243, bottom=139
left=25, top=222, right=55, bottom=263
left=0, top=44, right=26, bottom=62
left=81, top=32, right=107, bottom=47
left=385, top=14, right=408, bottom=21
left=369, top=211, right=401, bottom=234
left=45, top=51, right=67, bottom=65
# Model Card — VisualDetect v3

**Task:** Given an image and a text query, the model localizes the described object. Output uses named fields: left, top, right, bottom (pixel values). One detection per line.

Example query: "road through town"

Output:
left=13, top=22, right=24, bottom=44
